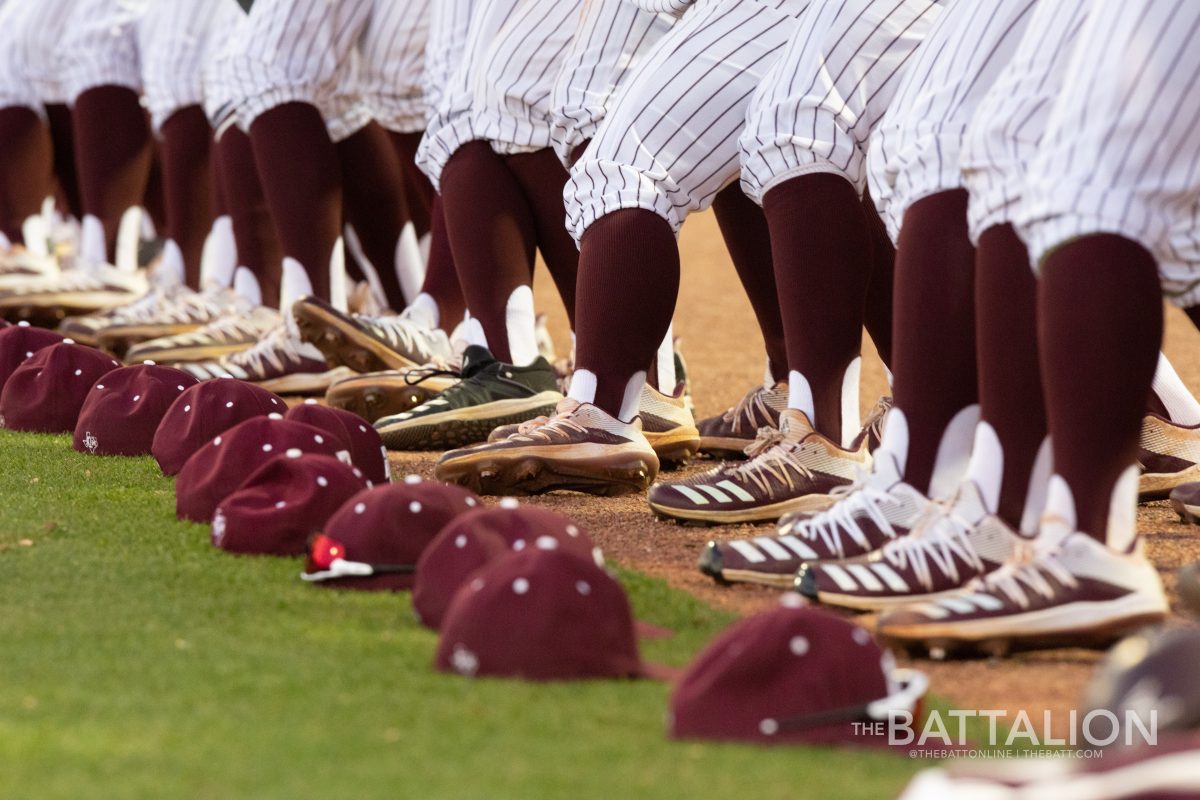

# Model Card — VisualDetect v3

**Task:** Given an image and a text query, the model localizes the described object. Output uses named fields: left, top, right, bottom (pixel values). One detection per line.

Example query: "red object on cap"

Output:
left=286, top=401, right=389, bottom=484
left=73, top=365, right=198, bottom=455
left=668, top=602, right=926, bottom=747
left=435, top=547, right=648, bottom=681
left=0, top=342, right=119, bottom=432
left=212, top=454, right=371, bottom=556
left=414, top=503, right=602, bottom=630
left=301, top=477, right=482, bottom=591
left=152, top=379, right=285, bottom=475
left=0, top=324, right=65, bottom=394
left=175, top=416, right=350, bottom=522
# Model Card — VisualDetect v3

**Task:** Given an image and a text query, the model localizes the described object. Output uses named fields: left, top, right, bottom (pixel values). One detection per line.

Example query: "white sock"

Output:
left=395, top=222, right=425, bottom=305
left=233, top=267, right=262, bottom=306
left=788, top=370, right=815, bottom=422
left=927, top=404, right=981, bottom=501
left=655, top=325, right=675, bottom=393
left=157, top=239, right=185, bottom=287
left=962, top=422, right=1003, bottom=515
left=839, top=357, right=862, bottom=449
left=406, top=292, right=439, bottom=330
left=329, top=236, right=348, bottom=313
left=21, top=213, right=49, bottom=258
left=79, top=214, right=106, bottom=272
left=281, top=256, right=314, bottom=336
left=504, top=285, right=537, bottom=366
left=343, top=224, right=388, bottom=310
left=1151, top=351, right=1200, bottom=425
left=1020, top=437, right=1053, bottom=535
left=116, top=206, right=145, bottom=273
left=618, top=371, right=646, bottom=422
left=200, top=215, right=236, bottom=289
left=568, top=368, right=597, bottom=405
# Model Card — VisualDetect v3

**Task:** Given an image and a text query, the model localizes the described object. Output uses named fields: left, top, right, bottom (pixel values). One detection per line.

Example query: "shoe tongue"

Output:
left=778, top=408, right=815, bottom=441
left=459, top=345, right=496, bottom=378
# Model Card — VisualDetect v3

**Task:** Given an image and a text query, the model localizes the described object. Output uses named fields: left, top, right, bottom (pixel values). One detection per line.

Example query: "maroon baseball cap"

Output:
left=435, top=546, right=662, bottom=681
left=301, top=475, right=482, bottom=591
left=0, top=342, right=120, bottom=433
left=286, top=400, right=389, bottom=484
left=212, top=453, right=371, bottom=556
left=413, top=499, right=604, bottom=629
left=73, top=364, right=198, bottom=456
left=153, top=378, right=286, bottom=475
left=668, top=598, right=927, bottom=747
left=175, top=416, right=349, bottom=522
left=0, top=322, right=65, bottom=393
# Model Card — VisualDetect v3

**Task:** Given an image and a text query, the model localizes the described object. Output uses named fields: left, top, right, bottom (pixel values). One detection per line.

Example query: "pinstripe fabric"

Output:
left=138, top=0, right=231, bottom=132
left=564, top=0, right=811, bottom=243
left=202, top=0, right=249, bottom=127
left=550, top=0, right=678, bottom=167
left=739, top=0, right=942, bottom=204
left=219, top=0, right=429, bottom=139
left=61, top=0, right=150, bottom=102
left=628, top=0, right=696, bottom=15
left=962, top=1, right=1086, bottom=244
left=424, top=0, right=476, bottom=119
left=1018, top=0, right=1200, bottom=307
left=415, top=0, right=587, bottom=190
left=0, top=0, right=76, bottom=111
left=866, top=0, right=1035, bottom=243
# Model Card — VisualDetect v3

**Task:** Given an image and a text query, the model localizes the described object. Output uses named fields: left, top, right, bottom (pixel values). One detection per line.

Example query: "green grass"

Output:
left=0, top=430, right=923, bottom=799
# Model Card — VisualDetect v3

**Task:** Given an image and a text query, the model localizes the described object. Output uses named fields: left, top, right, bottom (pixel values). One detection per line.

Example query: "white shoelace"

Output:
left=785, top=481, right=906, bottom=559
left=726, top=428, right=814, bottom=497
left=224, top=326, right=311, bottom=376
left=974, top=542, right=1076, bottom=610
left=881, top=508, right=981, bottom=591
left=724, top=384, right=780, bottom=434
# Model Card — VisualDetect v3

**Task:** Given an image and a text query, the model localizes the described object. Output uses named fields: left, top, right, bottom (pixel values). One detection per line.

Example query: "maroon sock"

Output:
left=387, top=130, right=434, bottom=236
left=712, top=184, right=788, bottom=382
left=216, top=127, right=282, bottom=308
left=249, top=102, right=342, bottom=301
left=0, top=107, right=52, bottom=244
left=891, top=189, right=978, bottom=495
left=863, top=190, right=895, bottom=369
left=976, top=224, right=1044, bottom=527
left=71, top=86, right=154, bottom=260
left=143, top=142, right=168, bottom=236
left=1039, top=234, right=1162, bottom=541
left=440, top=140, right=537, bottom=363
left=763, top=173, right=872, bottom=440
left=574, top=209, right=679, bottom=417
left=337, top=122, right=412, bottom=310
left=159, top=106, right=214, bottom=289
left=45, top=104, right=82, bottom=219
left=504, top=148, right=579, bottom=328
left=420, top=195, right=466, bottom=328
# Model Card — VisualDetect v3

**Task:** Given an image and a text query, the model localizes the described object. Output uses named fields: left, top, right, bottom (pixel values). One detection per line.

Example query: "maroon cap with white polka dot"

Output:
left=175, top=416, right=348, bottom=522
left=152, top=378, right=286, bottom=475
left=72, top=365, right=198, bottom=456
left=668, top=599, right=926, bottom=747
left=212, top=453, right=372, bottom=556
left=0, top=342, right=119, bottom=433
left=300, top=475, right=482, bottom=591
left=413, top=501, right=602, bottom=630
left=0, top=323, right=65, bottom=395
left=435, top=547, right=649, bottom=681
left=285, top=401, right=389, bottom=484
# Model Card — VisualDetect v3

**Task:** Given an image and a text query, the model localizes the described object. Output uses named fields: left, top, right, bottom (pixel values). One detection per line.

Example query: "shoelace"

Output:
left=360, top=313, right=442, bottom=356
left=881, top=507, right=982, bottom=591
left=724, top=385, right=779, bottom=434
left=512, top=407, right=588, bottom=443
left=224, top=327, right=308, bottom=375
left=972, top=541, right=1075, bottom=611
left=725, top=428, right=814, bottom=498
left=784, top=481, right=905, bottom=559
left=402, top=358, right=460, bottom=386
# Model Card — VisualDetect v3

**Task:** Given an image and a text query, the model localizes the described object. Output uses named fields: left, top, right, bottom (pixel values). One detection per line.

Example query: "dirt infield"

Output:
left=390, top=208, right=1200, bottom=738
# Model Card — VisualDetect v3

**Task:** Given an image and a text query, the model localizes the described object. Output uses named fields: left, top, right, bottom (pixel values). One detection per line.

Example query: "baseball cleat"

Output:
left=324, top=364, right=460, bottom=423
left=434, top=397, right=659, bottom=496
left=96, top=286, right=243, bottom=353
left=178, top=322, right=353, bottom=395
left=794, top=481, right=1023, bottom=611
left=488, top=381, right=699, bottom=468
left=125, top=305, right=281, bottom=363
left=1138, top=412, right=1200, bottom=499
left=292, top=295, right=454, bottom=373
left=374, top=346, right=561, bottom=451
left=0, top=266, right=147, bottom=316
left=695, top=380, right=788, bottom=459
left=877, top=474, right=1169, bottom=659
left=649, top=409, right=867, bottom=526
left=697, top=409, right=929, bottom=585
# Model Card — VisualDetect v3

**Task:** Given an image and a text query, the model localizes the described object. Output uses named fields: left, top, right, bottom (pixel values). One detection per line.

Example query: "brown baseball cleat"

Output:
left=695, top=380, right=788, bottom=459
left=126, top=305, right=281, bottom=364
left=435, top=398, right=660, bottom=496
left=292, top=295, right=454, bottom=373
left=178, top=322, right=353, bottom=395
left=1139, top=413, right=1200, bottom=500
left=324, top=365, right=460, bottom=423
